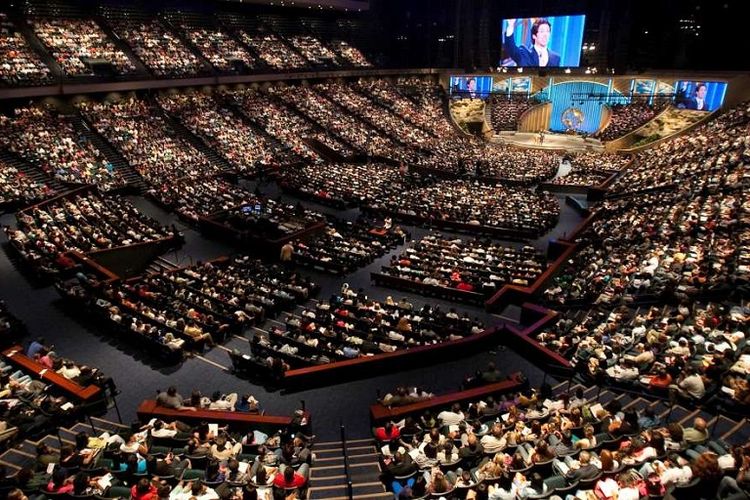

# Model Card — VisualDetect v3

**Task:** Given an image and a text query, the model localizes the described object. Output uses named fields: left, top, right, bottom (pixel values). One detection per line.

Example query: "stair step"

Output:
left=314, top=456, right=346, bottom=463
left=315, top=447, right=345, bottom=455
left=345, top=445, right=375, bottom=452
left=311, top=464, right=345, bottom=472
left=0, top=448, right=35, bottom=469
left=723, top=419, right=749, bottom=445
left=712, top=416, right=741, bottom=440
left=347, top=453, right=380, bottom=464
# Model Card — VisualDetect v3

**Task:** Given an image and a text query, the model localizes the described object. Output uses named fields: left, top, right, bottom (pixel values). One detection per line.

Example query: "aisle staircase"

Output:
left=551, top=381, right=749, bottom=446
left=144, top=255, right=181, bottom=276
left=69, top=113, right=146, bottom=191
left=0, top=416, right=129, bottom=473
left=152, top=101, right=236, bottom=174
left=308, top=437, right=389, bottom=500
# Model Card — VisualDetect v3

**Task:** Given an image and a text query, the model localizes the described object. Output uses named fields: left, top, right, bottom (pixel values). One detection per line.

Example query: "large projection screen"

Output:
left=500, top=15, right=586, bottom=68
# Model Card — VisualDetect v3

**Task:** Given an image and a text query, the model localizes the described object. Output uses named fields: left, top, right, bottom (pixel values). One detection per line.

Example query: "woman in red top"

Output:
left=273, top=466, right=307, bottom=489
left=131, top=478, right=158, bottom=500
left=374, top=422, right=400, bottom=442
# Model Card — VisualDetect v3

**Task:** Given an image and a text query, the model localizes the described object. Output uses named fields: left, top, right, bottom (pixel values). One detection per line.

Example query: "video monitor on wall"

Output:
left=674, top=80, right=727, bottom=112
left=510, top=77, right=532, bottom=94
left=449, top=75, right=493, bottom=98
left=631, top=79, right=655, bottom=96
left=500, top=14, right=586, bottom=68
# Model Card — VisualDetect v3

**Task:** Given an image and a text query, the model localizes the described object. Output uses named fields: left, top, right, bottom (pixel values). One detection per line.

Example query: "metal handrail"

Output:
left=340, top=422, right=353, bottom=500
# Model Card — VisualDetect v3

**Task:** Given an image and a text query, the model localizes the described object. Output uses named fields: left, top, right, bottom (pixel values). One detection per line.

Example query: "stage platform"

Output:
left=492, top=131, right=605, bottom=152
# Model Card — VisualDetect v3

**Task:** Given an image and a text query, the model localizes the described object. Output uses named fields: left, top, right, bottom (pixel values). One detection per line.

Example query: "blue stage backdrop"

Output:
left=500, top=15, right=586, bottom=68
left=545, top=80, right=626, bottom=133
left=674, top=80, right=727, bottom=112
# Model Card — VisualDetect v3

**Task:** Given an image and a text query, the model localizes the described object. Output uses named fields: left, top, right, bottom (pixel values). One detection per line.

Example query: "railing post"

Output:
left=340, top=421, right=353, bottom=500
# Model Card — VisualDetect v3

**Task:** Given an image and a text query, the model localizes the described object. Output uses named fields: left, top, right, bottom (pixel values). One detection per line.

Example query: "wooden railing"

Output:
left=370, top=372, right=527, bottom=424
left=2, top=346, right=103, bottom=402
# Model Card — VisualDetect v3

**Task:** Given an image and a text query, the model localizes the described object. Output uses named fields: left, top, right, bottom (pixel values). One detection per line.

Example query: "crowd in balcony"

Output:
left=181, top=26, right=256, bottom=72
left=289, top=35, right=340, bottom=66
left=0, top=13, right=52, bottom=85
left=31, top=18, right=136, bottom=76
left=109, top=19, right=203, bottom=77
left=238, top=32, right=308, bottom=70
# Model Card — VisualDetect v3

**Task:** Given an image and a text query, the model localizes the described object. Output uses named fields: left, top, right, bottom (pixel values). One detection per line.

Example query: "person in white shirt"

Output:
left=437, top=403, right=465, bottom=427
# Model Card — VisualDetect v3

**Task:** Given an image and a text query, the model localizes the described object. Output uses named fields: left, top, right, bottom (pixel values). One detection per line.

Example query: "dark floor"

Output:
left=0, top=181, right=586, bottom=440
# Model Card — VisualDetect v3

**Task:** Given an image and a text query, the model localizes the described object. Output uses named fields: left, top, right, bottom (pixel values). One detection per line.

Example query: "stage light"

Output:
left=564, top=68, right=571, bottom=74
left=589, top=44, right=596, bottom=51
left=517, top=68, right=523, bottom=73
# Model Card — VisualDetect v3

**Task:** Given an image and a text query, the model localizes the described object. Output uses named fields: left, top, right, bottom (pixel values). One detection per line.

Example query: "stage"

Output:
left=491, top=131, right=605, bottom=152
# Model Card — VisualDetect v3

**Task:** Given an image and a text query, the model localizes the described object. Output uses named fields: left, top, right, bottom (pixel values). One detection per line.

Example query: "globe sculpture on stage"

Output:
left=561, top=107, right=585, bottom=133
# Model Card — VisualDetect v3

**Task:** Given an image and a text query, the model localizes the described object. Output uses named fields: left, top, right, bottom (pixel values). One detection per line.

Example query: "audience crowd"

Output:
left=78, top=97, right=220, bottom=186
left=108, top=17, right=203, bottom=77
left=2, top=385, right=315, bottom=500
left=277, top=162, right=424, bottom=207
left=259, top=286, right=486, bottom=367
left=596, top=102, right=665, bottom=142
left=289, top=35, right=340, bottom=66
left=329, top=39, right=372, bottom=67
left=378, top=234, right=547, bottom=297
left=62, top=256, right=316, bottom=361
left=227, top=88, right=354, bottom=161
left=4, top=190, right=175, bottom=274
left=549, top=152, right=629, bottom=186
left=31, top=18, right=136, bottom=76
left=180, top=25, right=256, bottom=72
left=489, top=95, right=535, bottom=131
left=377, top=381, right=747, bottom=500
left=0, top=105, right=125, bottom=191
left=0, top=12, right=52, bottom=86
left=238, top=32, right=308, bottom=70
left=545, top=102, right=750, bottom=307
left=291, top=216, right=405, bottom=274
left=535, top=302, right=750, bottom=409
left=148, top=177, right=258, bottom=221
left=273, top=84, right=408, bottom=159
left=0, top=159, right=55, bottom=209
left=157, top=92, right=290, bottom=175
left=368, top=180, right=560, bottom=236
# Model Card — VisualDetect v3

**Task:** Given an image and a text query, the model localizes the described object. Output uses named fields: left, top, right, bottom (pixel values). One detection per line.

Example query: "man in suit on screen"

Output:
left=685, top=83, right=708, bottom=110
left=504, top=18, right=561, bottom=67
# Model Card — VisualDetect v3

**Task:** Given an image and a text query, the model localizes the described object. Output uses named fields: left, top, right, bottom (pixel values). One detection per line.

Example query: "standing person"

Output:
left=539, top=130, right=545, bottom=145
left=280, top=242, right=294, bottom=266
